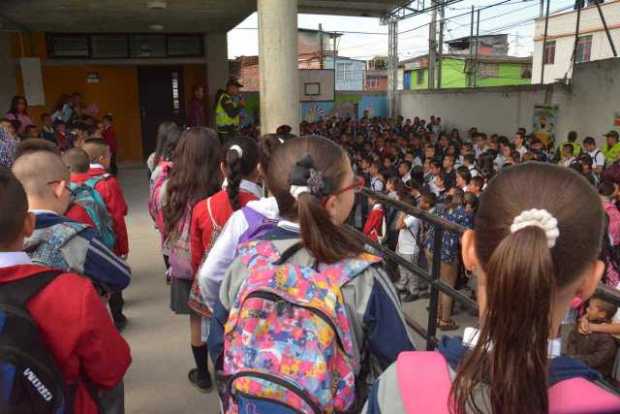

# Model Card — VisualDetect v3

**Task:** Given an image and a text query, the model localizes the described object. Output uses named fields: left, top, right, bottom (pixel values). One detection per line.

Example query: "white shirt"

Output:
left=588, top=149, right=605, bottom=169
left=197, top=197, right=279, bottom=311
left=467, top=165, right=480, bottom=177
left=0, top=252, right=32, bottom=268
left=89, top=163, right=105, bottom=170
left=516, top=145, right=527, bottom=158
left=463, top=327, right=562, bottom=359
left=371, top=176, right=384, bottom=193
left=397, top=215, right=421, bottom=255
left=402, top=172, right=412, bottom=185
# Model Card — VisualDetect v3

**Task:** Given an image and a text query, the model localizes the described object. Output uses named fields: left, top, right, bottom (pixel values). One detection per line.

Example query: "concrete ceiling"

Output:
left=0, top=1, right=402, bottom=33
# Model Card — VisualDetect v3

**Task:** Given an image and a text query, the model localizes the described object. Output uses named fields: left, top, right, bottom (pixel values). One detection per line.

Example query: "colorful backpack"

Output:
left=148, top=161, right=172, bottom=235
left=395, top=352, right=620, bottom=414
left=166, top=206, right=194, bottom=280
left=223, top=240, right=381, bottom=414
left=25, top=221, right=85, bottom=272
left=69, top=180, right=116, bottom=250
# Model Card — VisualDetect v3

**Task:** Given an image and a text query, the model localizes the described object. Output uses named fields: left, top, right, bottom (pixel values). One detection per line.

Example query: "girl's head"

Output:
left=163, top=128, right=221, bottom=238
left=257, top=134, right=284, bottom=179
left=9, top=96, right=27, bottom=115
left=454, top=163, right=605, bottom=414
left=267, top=136, right=364, bottom=263
left=154, top=121, right=181, bottom=164
left=193, top=84, right=205, bottom=100
left=222, top=136, right=260, bottom=210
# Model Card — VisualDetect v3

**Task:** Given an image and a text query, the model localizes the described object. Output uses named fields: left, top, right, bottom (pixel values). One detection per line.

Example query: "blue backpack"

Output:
left=69, top=178, right=116, bottom=250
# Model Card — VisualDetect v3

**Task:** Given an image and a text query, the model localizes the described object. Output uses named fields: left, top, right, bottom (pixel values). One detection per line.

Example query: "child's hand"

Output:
left=578, top=317, right=592, bottom=335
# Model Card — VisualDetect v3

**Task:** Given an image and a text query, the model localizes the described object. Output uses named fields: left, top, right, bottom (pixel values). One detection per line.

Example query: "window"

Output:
left=575, top=35, right=592, bottom=63
left=479, top=63, right=499, bottom=78
left=167, top=35, right=204, bottom=57
left=48, top=34, right=89, bottom=58
left=417, top=70, right=425, bottom=85
left=521, top=65, right=532, bottom=79
left=130, top=35, right=166, bottom=58
left=336, top=62, right=353, bottom=82
left=91, top=35, right=129, bottom=58
left=171, top=72, right=180, bottom=114
left=543, top=41, right=556, bottom=65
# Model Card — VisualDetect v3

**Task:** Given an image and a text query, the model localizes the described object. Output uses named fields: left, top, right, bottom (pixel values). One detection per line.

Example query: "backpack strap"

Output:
left=396, top=352, right=451, bottom=414
left=0, top=270, right=63, bottom=307
left=549, top=378, right=620, bottom=414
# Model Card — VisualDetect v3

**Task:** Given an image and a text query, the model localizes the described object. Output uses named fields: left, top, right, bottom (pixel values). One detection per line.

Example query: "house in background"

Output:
left=400, top=54, right=532, bottom=90
left=446, top=34, right=510, bottom=56
left=365, top=56, right=388, bottom=91
left=532, top=0, right=620, bottom=83
left=323, top=55, right=366, bottom=91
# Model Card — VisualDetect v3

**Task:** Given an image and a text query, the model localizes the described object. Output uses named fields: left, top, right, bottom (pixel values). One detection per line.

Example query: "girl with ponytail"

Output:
left=364, top=162, right=620, bottom=414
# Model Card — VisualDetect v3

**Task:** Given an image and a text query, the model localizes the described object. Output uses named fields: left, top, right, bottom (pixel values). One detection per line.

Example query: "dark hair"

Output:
left=470, top=176, right=484, bottom=189
left=598, top=181, right=615, bottom=197
left=224, top=136, right=259, bottom=210
left=583, top=136, right=596, bottom=146
left=8, top=96, right=27, bottom=115
left=258, top=134, right=284, bottom=177
left=400, top=160, right=412, bottom=171
left=464, top=154, right=476, bottom=164
left=267, top=136, right=364, bottom=263
left=102, top=113, right=113, bottom=122
left=464, top=192, right=479, bottom=212
left=154, top=121, right=181, bottom=165
left=421, top=191, right=437, bottom=207
left=430, top=159, right=442, bottom=170
left=82, top=138, right=110, bottom=162
left=0, top=167, right=28, bottom=247
left=15, top=139, right=60, bottom=159
left=568, top=130, right=578, bottom=143
left=163, top=128, right=221, bottom=239
left=451, top=163, right=604, bottom=414
left=63, top=148, right=90, bottom=173
left=591, top=297, right=618, bottom=321
left=456, top=166, right=471, bottom=184
left=53, top=119, right=66, bottom=128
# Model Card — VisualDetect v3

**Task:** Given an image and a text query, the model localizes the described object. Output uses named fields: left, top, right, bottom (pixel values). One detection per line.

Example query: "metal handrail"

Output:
left=355, top=187, right=620, bottom=350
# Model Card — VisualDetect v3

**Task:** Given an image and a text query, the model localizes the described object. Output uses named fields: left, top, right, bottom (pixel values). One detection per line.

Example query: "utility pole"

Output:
left=387, top=18, right=398, bottom=118
left=595, top=1, right=617, bottom=57
left=437, top=1, right=445, bottom=89
left=468, top=5, right=475, bottom=87
left=473, top=9, right=480, bottom=88
left=539, top=0, right=544, bottom=18
left=319, top=23, right=324, bottom=69
left=540, top=0, right=551, bottom=84
left=428, top=0, right=438, bottom=89
left=570, top=0, right=583, bottom=79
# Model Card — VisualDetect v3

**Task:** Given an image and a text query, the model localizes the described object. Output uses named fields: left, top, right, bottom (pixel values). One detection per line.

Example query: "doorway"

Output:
left=138, top=66, right=185, bottom=160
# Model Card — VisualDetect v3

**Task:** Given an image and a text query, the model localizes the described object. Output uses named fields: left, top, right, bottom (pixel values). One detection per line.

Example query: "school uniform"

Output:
left=0, top=253, right=131, bottom=414
left=72, top=164, right=129, bottom=257
left=396, top=214, right=424, bottom=295
left=364, top=204, right=385, bottom=242
left=370, top=176, right=385, bottom=193
left=588, top=149, right=606, bottom=170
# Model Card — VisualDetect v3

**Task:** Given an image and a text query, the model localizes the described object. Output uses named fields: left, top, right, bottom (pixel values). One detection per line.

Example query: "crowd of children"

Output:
left=3, top=94, right=620, bottom=413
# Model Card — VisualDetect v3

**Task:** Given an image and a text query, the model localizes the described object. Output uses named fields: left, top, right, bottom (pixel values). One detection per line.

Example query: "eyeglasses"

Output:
left=332, top=175, right=365, bottom=197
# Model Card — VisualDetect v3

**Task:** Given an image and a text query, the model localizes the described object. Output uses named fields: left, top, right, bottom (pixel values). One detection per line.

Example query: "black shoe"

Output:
left=401, top=292, right=420, bottom=303
left=188, top=368, right=213, bottom=393
left=113, top=314, right=128, bottom=332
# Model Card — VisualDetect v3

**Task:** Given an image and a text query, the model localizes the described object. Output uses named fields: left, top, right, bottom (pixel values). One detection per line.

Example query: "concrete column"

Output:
left=205, top=32, right=229, bottom=128
left=0, top=33, right=17, bottom=114
left=258, top=0, right=299, bottom=135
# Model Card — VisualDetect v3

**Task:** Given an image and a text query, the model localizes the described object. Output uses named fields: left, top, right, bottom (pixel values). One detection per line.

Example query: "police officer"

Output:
left=215, top=78, right=244, bottom=143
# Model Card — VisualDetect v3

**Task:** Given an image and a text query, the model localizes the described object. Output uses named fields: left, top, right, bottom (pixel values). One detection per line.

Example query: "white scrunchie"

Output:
left=229, top=144, right=243, bottom=158
left=290, top=185, right=310, bottom=200
left=510, top=208, right=560, bottom=248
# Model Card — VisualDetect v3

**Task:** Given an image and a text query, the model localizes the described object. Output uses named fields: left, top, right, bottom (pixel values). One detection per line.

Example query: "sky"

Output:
left=227, top=0, right=577, bottom=60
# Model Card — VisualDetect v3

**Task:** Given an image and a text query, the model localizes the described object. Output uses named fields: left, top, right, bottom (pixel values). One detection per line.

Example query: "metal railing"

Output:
left=353, top=188, right=620, bottom=351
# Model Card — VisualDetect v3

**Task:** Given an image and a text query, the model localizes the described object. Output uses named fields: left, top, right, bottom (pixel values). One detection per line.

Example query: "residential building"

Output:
left=365, top=56, right=388, bottom=91
left=446, top=34, right=510, bottom=56
left=399, top=54, right=532, bottom=90
left=323, top=56, right=366, bottom=90
left=532, top=0, right=620, bottom=83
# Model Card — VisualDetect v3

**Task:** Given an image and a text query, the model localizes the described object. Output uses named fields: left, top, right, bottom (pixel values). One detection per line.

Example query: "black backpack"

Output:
left=0, top=270, right=66, bottom=413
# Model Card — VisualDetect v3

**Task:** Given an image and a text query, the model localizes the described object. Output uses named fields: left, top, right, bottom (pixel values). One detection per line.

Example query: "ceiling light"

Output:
left=149, top=24, right=164, bottom=31
left=147, top=1, right=167, bottom=10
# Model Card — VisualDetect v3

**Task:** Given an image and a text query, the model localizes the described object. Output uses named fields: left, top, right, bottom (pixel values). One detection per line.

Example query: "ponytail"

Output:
left=224, top=137, right=259, bottom=211
left=298, top=192, right=364, bottom=264
left=226, top=147, right=243, bottom=210
left=451, top=226, right=555, bottom=414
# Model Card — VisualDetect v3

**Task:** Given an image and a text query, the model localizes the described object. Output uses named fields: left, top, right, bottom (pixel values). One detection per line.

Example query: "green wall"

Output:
left=405, top=58, right=530, bottom=90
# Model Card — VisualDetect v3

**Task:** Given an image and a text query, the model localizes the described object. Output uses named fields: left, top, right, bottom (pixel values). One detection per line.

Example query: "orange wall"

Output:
left=11, top=33, right=208, bottom=162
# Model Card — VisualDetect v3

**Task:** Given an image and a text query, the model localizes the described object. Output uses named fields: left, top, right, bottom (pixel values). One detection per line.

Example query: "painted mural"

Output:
left=300, top=94, right=388, bottom=123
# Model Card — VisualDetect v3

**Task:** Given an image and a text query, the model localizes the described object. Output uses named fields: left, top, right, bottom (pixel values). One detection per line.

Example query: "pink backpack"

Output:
left=148, top=161, right=172, bottom=236
left=223, top=240, right=381, bottom=414
left=165, top=206, right=193, bottom=280
left=396, top=352, right=620, bottom=414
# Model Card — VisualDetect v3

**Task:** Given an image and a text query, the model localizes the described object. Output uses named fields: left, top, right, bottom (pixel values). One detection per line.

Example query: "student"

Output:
left=395, top=195, right=423, bottom=302
left=583, top=136, right=606, bottom=174
left=364, top=196, right=385, bottom=243
left=468, top=175, right=484, bottom=197
left=186, top=137, right=262, bottom=390
left=513, top=131, right=527, bottom=158
left=71, top=122, right=90, bottom=149
left=604, top=131, right=620, bottom=165
left=369, top=160, right=385, bottom=192
left=425, top=188, right=473, bottom=331
left=399, top=160, right=412, bottom=184
left=11, top=149, right=130, bottom=295
left=559, top=143, right=576, bottom=168
left=5, top=95, right=34, bottom=135
left=567, top=297, right=618, bottom=379
left=54, top=119, right=70, bottom=151
left=196, top=134, right=283, bottom=315
left=161, top=127, right=221, bottom=392
left=41, top=112, right=56, bottom=143
left=364, top=163, right=620, bottom=414
left=214, top=136, right=414, bottom=413
left=442, top=154, right=457, bottom=188
left=455, top=166, right=471, bottom=192
left=80, top=139, right=130, bottom=329
left=147, top=121, right=180, bottom=181
left=101, top=114, right=118, bottom=175
left=462, top=153, right=479, bottom=177
left=0, top=168, right=131, bottom=414
left=600, top=181, right=620, bottom=287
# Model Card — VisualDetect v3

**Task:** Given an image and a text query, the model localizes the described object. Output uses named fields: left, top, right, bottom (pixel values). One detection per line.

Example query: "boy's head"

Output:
left=53, top=119, right=66, bottom=133
left=63, top=148, right=90, bottom=174
left=562, top=143, right=573, bottom=157
left=469, top=176, right=484, bottom=194
left=12, top=151, right=72, bottom=215
left=0, top=168, right=34, bottom=251
left=463, top=153, right=476, bottom=166
left=41, top=113, right=52, bottom=126
left=0, top=118, right=16, bottom=137
left=430, top=159, right=442, bottom=176
left=583, top=136, right=596, bottom=152
left=398, top=160, right=412, bottom=177
left=82, top=138, right=111, bottom=169
left=456, top=166, right=471, bottom=188
left=606, top=131, right=619, bottom=147
left=567, top=130, right=578, bottom=143
left=442, top=154, right=455, bottom=170
left=369, top=160, right=381, bottom=176
left=15, top=139, right=60, bottom=159
left=586, top=297, right=617, bottom=322
left=419, top=191, right=436, bottom=211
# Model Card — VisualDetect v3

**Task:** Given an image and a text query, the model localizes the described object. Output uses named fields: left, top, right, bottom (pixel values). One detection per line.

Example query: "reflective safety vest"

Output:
left=215, top=93, right=240, bottom=129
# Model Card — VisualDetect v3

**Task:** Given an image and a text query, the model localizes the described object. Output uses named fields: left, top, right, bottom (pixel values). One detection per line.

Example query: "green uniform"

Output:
left=215, top=92, right=241, bottom=140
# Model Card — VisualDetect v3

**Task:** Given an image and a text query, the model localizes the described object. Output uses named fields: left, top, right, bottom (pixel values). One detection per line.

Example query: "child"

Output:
left=567, top=297, right=618, bottom=379
left=469, top=175, right=484, bottom=196
left=365, top=163, right=620, bottom=414
left=53, top=119, right=69, bottom=151
left=455, top=166, right=471, bottom=192
left=462, top=153, right=479, bottom=177
left=214, top=136, right=414, bottom=413
left=560, top=143, right=576, bottom=168
left=395, top=195, right=423, bottom=302
left=185, top=137, right=262, bottom=390
left=369, top=160, right=385, bottom=192
left=0, top=167, right=131, bottom=414
left=102, top=114, right=118, bottom=176
left=583, top=136, right=605, bottom=175
left=41, top=113, right=56, bottom=143
left=161, top=127, right=221, bottom=392
left=364, top=196, right=385, bottom=242
left=71, top=122, right=90, bottom=148
left=11, top=149, right=130, bottom=297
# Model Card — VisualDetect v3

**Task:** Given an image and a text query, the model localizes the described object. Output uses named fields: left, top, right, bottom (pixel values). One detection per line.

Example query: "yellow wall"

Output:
left=10, top=33, right=207, bottom=162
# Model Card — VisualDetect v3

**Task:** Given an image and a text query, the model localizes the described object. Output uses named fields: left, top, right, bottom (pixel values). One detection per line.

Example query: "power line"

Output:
left=232, top=27, right=388, bottom=35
